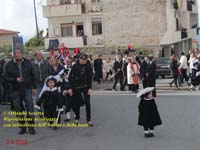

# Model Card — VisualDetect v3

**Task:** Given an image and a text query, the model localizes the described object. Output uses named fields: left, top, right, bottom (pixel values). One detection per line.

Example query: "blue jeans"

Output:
left=11, top=88, right=34, bottom=127
left=32, top=83, right=43, bottom=104
left=36, top=84, right=43, bottom=100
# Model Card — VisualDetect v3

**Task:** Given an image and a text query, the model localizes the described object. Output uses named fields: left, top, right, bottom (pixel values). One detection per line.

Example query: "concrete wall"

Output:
left=102, top=0, right=167, bottom=50
left=0, top=34, right=13, bottom=48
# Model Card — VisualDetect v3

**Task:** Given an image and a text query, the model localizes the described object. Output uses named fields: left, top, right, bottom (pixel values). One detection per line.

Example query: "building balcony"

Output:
left=43, top=4, right=83, bottom=18
left=160, top=28, right=197, bottom=46
left=45, top=37, right=84, bottom=49
left=45, top=35, right=104, bottom=49
left=160, top=31, right=181, bottom=45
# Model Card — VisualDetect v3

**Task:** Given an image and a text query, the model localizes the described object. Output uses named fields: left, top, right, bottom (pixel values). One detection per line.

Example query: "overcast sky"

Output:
left=0, top=0, right=47, bottom=41
left=0, top=0, right=200, bottom=42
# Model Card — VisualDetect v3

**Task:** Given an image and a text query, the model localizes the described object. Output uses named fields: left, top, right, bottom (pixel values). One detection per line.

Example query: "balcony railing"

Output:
left=43, top=4, right=82, bottom=18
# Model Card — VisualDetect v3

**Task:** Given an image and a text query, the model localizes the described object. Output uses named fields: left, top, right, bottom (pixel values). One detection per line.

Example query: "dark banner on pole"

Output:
left=12, top=36, right=24, bottom=55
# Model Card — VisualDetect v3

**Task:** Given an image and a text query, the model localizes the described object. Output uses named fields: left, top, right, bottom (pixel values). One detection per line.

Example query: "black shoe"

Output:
left=63, top=118, right=70, bottom=122
left=52, top=126, right=57, bottom=130
left=75, top=120, right=79, bottom=126
left=28, top=127, right=36, bottom=135
left=187, top=82, right=191, bottom=86
left=1, top=101, right=6, bottom=105
left=149, top=133, right=154, bottom=137
left=144, top=133, right=150, bottom=138
left=18, top=128, right=27, bottom=135
left=169, top=83, right=172, bottom=87
left=87, top=121, right=94, bottom=127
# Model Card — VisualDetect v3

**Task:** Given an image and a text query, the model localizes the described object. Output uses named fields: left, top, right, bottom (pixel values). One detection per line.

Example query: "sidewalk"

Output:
left=92, top=78, right=191, bottom=91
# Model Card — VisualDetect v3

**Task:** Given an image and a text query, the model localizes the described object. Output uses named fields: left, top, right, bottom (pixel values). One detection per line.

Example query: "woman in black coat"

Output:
left=169, top=55, right=179, bottom=88
left=49, top=56, right=64, bottom=76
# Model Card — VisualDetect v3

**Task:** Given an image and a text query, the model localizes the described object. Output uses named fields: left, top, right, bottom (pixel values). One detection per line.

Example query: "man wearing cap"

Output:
left=68, top=53, right=93, bottom=126
left=146, top=54, right=157, bottom=97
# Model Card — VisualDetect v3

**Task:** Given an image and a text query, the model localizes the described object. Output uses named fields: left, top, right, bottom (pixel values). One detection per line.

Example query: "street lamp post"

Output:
left=33, top=0, right=39, bottom=39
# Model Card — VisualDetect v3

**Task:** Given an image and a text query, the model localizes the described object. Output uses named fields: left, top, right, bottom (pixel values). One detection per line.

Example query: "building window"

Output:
left=61, top=24, right=73, bottom=37
left=76, top=23, right=84, bottom=36
left=92, top=20, right=102, bottom=35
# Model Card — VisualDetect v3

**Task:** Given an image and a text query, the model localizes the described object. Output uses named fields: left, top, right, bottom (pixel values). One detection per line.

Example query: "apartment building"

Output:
left=43, top=0, right=198, bottom=57
left=160, top=0, right=198, bottom=57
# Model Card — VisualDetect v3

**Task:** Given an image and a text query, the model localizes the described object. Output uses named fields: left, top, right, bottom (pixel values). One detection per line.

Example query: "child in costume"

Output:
left=191, top=60, right=200, bottom=90
left=36, top=76, right=63, bottom=130
left=59, top=69, right=75, bottom=122
left=137, top=87, right=162, bottom=138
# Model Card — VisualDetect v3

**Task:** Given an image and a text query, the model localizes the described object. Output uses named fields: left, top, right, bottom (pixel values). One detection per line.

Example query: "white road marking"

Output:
left=91, top=91, right=200, bottom=96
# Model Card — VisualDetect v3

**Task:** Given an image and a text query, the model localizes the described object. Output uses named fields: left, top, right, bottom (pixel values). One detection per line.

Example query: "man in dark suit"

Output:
left=146, top=54, right=157, bottom=97
left=140, top=56, right=148, bottom=89
left=112, top=55, right=124, bottom=91
left=94, top=55, right=103, bottom=84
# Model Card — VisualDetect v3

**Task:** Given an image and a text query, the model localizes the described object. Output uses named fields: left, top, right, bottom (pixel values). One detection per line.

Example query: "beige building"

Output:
left=43, top=0, right=198, bottom=56
left=0, top=29, right=19, bottom=48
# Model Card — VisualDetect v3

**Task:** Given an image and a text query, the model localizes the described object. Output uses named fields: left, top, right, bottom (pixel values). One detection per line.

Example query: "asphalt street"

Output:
left=1, top=92, right=200, bottom=150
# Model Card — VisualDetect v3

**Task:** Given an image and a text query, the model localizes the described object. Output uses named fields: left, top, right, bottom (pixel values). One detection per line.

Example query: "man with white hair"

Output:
left=32, top=50, right=51, bottom=100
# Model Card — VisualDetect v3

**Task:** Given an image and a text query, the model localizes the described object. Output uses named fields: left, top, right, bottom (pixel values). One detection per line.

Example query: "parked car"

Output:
left=155, top=57, right=172, bottom=78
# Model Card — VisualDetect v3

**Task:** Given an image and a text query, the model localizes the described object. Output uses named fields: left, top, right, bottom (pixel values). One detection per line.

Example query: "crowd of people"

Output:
left=91, top=49, right=157, bottom=96
left=170, top=48, right=200, bottom=90
left=0, top=43, right=93, bottom=134
left=0, top=42, right=199, bottom=137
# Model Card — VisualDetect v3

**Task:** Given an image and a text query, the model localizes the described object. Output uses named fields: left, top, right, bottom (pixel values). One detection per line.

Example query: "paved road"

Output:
left=1, top=92, right=200, bottom=150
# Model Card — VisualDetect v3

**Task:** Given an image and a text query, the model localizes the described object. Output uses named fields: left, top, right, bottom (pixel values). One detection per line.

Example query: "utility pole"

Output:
left=33, top=0, right=39, bottom=39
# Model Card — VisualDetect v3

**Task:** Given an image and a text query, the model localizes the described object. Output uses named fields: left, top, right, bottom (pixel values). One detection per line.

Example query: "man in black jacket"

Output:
left=68, top=53, right=93, bottom=126
left=94, top=55, right=103, bottom=84
left=140, top=56, right=148, bottom=88
left=0, top=59, right=5, bottom=103
left=112, top=55, right=124, bottom=91
left=146, top=54, right=157, bottom=97
left=32, top=50, right=51, bottom=100
left=3, top=49, right=37, bottom=134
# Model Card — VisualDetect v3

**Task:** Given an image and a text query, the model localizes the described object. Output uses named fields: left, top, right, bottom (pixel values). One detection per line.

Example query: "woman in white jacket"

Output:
left=179, top=52, right=189, bottom=84
left=127, top=58, right=134, bottom=91
left=127, top=57, right=140, bottom=93
left=188, top=52, right=197, bottom=75
left=104, top=57, right=113, bottom=81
